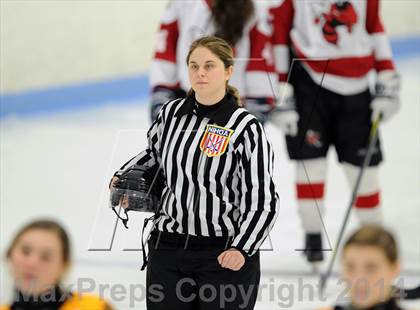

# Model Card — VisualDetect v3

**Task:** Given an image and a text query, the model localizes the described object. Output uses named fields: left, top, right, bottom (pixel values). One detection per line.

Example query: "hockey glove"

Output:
left=270, top=82, right=299, bottom=136
left=244, top=97, right=274, bottom=125
left=371, top=70, right=401, bottom=122
left=150, top=86, right=186, bottom=121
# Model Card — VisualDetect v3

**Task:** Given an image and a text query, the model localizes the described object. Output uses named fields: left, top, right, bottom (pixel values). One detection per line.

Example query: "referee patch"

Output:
left=200, top=124, right=234, bottom=157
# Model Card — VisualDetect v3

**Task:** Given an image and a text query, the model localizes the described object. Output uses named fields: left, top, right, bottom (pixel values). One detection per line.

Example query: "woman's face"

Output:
left=342, top=245, right=399, bottom=308
left=188, top=46, right=233, bottom=100
left=9, top=229, right=67, bottom=296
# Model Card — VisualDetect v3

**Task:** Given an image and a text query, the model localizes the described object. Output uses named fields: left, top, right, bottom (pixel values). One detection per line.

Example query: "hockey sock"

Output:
left=296, top=158, right=327, bottom=234
left=343, top=163, right=382, bottom=225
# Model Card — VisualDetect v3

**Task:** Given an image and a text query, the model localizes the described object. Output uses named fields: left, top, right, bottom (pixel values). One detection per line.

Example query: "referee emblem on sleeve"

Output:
left=200, top=124, right=234, bottom=157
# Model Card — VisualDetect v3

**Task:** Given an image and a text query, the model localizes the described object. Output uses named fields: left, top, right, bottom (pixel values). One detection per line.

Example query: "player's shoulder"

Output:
left=61, top=292, right=112, bottom=310
left=0, top=293, right=112, bottom=310
left=265, top=0, right=285, bottom=10
left=160, top=0, right=180, bottom=23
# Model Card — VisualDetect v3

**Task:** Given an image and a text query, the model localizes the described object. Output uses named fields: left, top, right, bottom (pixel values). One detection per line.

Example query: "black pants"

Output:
left=286, top=60, right=383, bottom=167
left=146, top=231, right=260, bottom=310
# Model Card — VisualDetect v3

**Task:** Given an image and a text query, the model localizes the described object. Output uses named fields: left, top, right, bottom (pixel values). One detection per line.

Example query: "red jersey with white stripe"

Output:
left=269, top=0, right=395, bottom=95
left=150, top=0, right=276, bottom=99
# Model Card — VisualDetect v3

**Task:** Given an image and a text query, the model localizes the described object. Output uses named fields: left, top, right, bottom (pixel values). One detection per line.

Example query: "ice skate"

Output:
left=304, top=233, right=324, bottom=272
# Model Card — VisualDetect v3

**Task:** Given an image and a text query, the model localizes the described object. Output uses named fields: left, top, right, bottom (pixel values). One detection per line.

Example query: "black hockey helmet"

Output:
left=110, top=164, right=165, bottom=215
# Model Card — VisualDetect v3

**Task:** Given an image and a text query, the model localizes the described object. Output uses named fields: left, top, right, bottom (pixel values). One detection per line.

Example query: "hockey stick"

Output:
left=319, top=114, right=381, bottom=294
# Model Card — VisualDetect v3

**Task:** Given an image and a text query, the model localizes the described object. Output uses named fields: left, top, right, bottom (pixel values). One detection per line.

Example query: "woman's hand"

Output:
left=217, top=248, right=245, bottom=271
left=109, top=176, right=129, bottom=209
left=109, top=176, right=120, bottom=190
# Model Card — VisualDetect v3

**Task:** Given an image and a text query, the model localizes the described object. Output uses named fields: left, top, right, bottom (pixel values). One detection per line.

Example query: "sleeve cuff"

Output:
left=230, top=246, right=250, bottom=259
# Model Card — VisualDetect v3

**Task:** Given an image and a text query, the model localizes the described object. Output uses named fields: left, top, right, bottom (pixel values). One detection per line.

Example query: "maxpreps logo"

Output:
left=200, top=125, right=234, bottom=157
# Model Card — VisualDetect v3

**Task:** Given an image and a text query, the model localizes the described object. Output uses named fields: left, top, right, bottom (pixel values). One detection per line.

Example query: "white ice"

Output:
left=1, top=57, right=419, bottom=309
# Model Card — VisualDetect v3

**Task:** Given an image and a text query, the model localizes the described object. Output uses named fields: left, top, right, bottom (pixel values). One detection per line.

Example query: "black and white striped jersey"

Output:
left=115, top=93, right=279, bottom=256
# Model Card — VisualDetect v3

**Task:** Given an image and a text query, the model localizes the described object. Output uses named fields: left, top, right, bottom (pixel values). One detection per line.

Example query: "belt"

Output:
left=150, top=230, right=233, bottom=249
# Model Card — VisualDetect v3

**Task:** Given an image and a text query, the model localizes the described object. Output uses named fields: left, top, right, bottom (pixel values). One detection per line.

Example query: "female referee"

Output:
left=111, top=36, right=279, bottom=310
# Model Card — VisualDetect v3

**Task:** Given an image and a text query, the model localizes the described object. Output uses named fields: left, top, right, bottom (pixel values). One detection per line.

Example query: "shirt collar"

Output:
left=175, top=92, right=239, bottom=127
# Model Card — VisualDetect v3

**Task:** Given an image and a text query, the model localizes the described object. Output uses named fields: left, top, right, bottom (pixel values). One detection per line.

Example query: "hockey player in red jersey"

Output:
left=269, top=0, right=400, bottom=263
left=149, top=0, right=276, bottom=124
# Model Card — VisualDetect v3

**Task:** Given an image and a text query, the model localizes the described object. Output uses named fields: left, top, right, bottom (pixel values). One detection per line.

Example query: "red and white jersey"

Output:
left=269, top=0, right=395, bottom=95
left=150, top=0, right=276, bottom=99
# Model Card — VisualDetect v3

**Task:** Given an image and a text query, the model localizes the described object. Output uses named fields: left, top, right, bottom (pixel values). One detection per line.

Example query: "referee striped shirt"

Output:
left=116, top=93, right=279, bottom=256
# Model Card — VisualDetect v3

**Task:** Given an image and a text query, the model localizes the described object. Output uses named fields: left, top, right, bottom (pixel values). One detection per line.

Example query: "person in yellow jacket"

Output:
left=1, top=219, right=113, bottom=310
